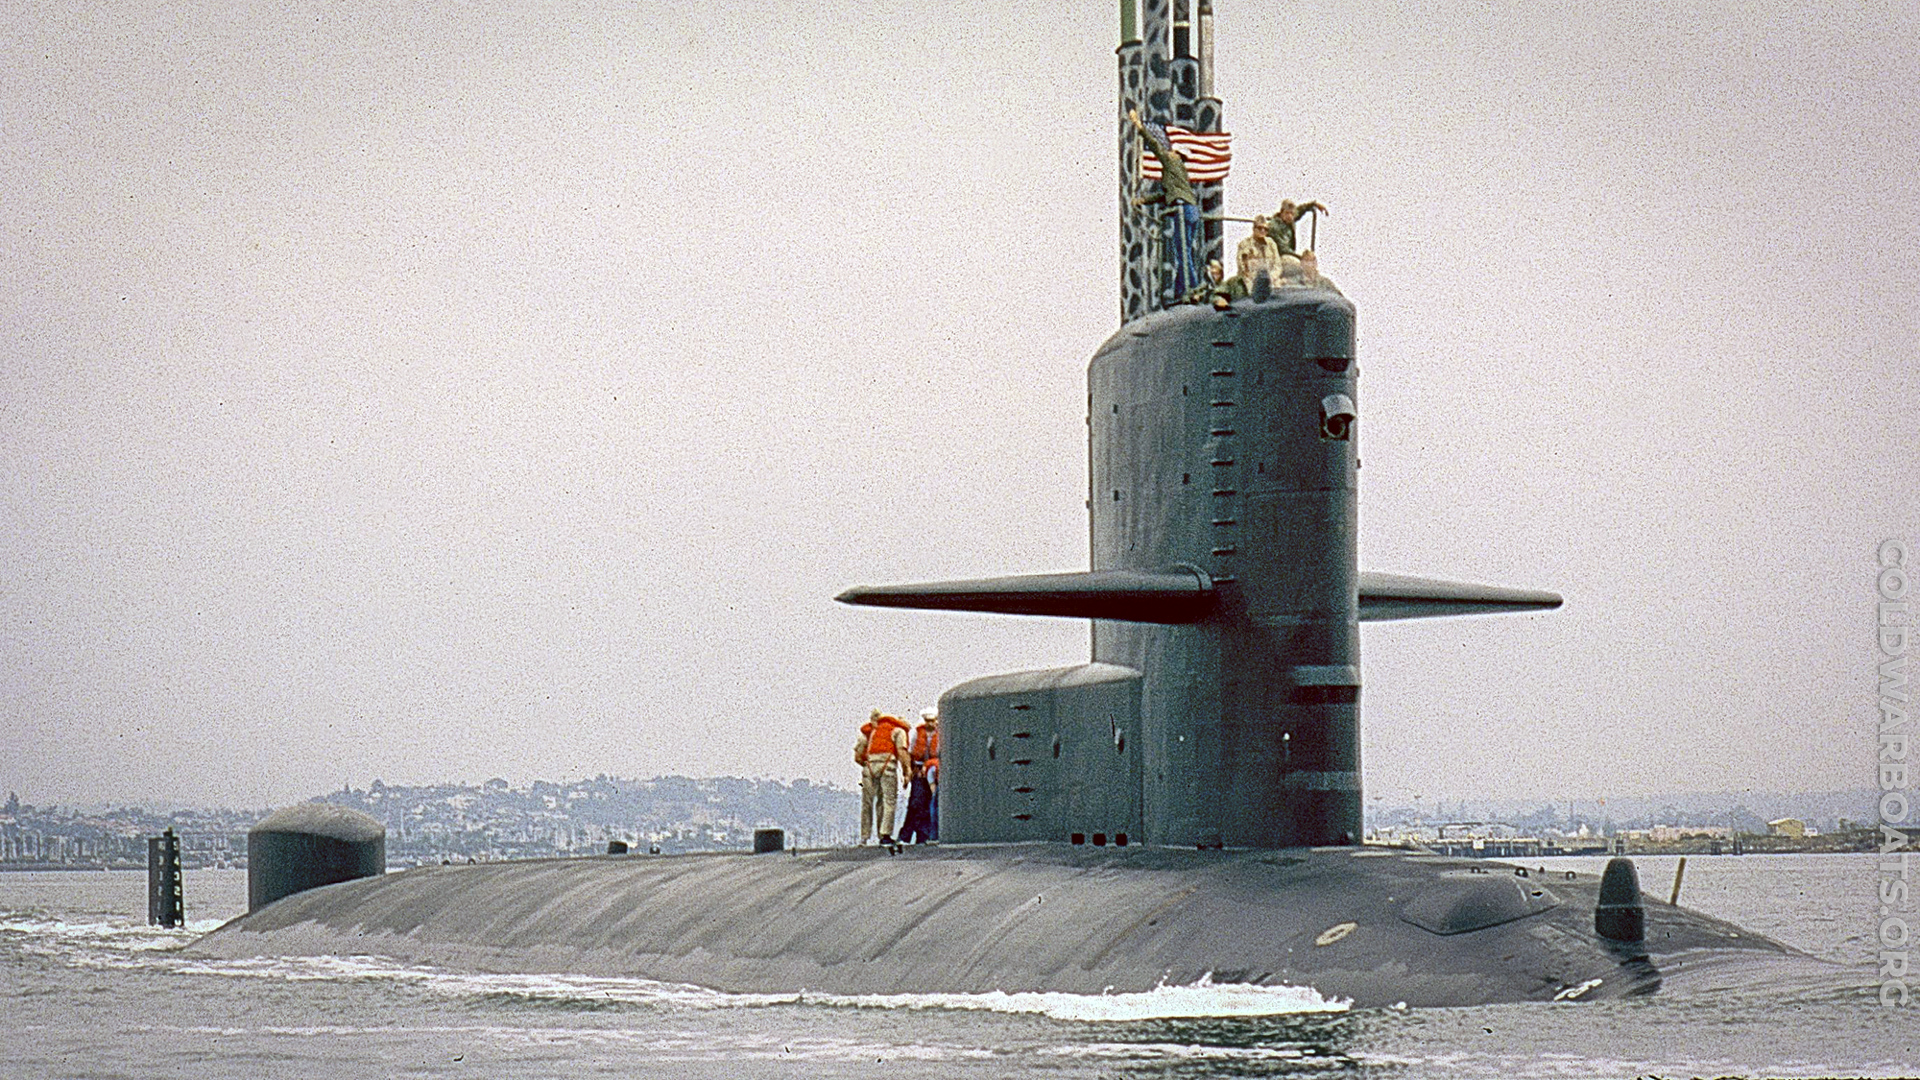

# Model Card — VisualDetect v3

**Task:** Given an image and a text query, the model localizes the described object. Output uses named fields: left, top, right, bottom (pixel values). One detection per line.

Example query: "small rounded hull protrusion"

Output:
left=248, top=804, right=385, bottom=913
left=1594, top=856, right=1648, bottom=943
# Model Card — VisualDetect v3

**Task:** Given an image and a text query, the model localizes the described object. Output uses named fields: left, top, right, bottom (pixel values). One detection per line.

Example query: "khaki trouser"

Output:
left=860, top=759, right=899, bottom=842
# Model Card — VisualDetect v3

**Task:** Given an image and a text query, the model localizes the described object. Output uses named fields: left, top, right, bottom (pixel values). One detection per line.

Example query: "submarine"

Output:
left=192, top=0, right=1836, bottom=1007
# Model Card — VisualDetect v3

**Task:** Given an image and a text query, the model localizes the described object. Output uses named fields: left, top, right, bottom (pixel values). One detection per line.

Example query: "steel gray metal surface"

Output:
left=247, top=804, right=385, bottom=913
left=193, top=844, right=1822, bottom=1008
left=840, top=286, right=1561, bottom=852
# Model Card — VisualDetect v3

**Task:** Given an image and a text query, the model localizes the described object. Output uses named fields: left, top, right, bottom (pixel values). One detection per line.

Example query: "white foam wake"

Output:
left=0, top=913, right=223, bottom=964
left=805, top=973, right=1350, bottom=1020
left=6, top=912, right=1347, bottom=1021
left=168, top=953, right=1348, bottom=1021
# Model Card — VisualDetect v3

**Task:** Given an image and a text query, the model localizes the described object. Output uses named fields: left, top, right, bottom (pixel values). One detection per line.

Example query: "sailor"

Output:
left=899, top=761, right=935, bottom=844
left=1181, top=259, right=1243, bottom=310
left=855, top=709, right=911, bottom=845
left=911, top=707, right=940, bottom=840
left=1299, top=249, right=1341, bottom=294
left=926, top=755, right=939, bottom=841
left=1235, top=216, right=1282, bottom=282
left=1127, top=107, right=1202, bottom=298
left=1269, top=199, right=1327, bottom=256
left=910, top=707, right=939, bottom=772
left=1274, top=252, right=1306, bottom=287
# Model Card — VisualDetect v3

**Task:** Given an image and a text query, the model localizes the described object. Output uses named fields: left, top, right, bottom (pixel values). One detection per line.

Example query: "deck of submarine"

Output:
left=188, top=842, right=1831, bottom=1007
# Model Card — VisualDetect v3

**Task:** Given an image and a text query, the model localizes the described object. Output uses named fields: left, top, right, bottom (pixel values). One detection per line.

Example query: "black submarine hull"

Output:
left=190, top=844, right=1827, bottom=1009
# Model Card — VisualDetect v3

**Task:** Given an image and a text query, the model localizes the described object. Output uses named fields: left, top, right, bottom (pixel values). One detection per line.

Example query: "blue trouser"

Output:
left=1167, top=201, right=1201, bottom=298
left=901, top=778, right=934, bottom=844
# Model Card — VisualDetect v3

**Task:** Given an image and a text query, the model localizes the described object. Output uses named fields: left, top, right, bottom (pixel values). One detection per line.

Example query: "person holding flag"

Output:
left=1128, top=107, right=1202, bottom=299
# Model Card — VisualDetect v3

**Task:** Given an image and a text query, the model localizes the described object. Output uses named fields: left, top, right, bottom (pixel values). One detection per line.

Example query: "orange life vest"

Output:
left=911, top=723, right=939, bottom=768
left=866, top=716, right=906, bottom=763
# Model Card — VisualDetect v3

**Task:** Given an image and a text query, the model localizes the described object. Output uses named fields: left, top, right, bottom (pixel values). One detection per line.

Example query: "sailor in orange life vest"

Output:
left=909, top=707, right=939, bottom=842
left=854, top=709, right=912, bottom=845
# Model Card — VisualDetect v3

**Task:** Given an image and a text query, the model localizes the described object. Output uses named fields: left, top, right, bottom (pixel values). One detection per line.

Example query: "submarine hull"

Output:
left=190, top=845, right=1824, bottom=1008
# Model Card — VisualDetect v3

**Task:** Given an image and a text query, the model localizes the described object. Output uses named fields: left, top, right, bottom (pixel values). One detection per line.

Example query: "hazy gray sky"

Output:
left=4, top=2, right=1915, bottom=809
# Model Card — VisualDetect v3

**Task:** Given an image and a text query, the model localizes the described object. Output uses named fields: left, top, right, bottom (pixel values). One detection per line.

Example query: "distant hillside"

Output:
left=316, top=774, right=859, bottom=860
left=1368, top=789, right=1880, bottom=834
left=8, top=777, right=1877, bottom=870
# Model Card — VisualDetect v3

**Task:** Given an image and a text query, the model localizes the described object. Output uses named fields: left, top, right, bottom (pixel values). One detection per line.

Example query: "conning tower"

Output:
left=1091, top=294, right=1361, bottom=846
left=837, top=0, right=1559, bottom=850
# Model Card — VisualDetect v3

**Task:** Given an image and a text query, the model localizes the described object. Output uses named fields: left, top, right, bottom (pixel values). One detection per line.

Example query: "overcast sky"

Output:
left=4, top=2, right=1915, bottom=810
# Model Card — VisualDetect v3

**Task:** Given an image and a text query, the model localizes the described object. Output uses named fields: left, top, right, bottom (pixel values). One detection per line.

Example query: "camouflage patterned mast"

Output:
left=1195, top=1, right=1224, bottom=268
left=1115, top=1, right=1151, bottom=321
left=1119, top=0, right=1225, bottom=322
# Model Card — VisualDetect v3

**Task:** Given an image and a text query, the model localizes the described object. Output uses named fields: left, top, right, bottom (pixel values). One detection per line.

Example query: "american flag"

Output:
left=1140, top=126, right=1233, bottom=183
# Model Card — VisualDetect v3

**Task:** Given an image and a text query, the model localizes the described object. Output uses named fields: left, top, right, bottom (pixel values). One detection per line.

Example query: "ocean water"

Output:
left=1, top=854, right=1912, bottom=1079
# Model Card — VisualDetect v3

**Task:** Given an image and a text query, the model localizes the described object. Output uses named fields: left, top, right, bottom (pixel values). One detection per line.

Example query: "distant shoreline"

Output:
left=0, top=862, right=238, bottom=873
left=6, top=836, right=1898, bottom=875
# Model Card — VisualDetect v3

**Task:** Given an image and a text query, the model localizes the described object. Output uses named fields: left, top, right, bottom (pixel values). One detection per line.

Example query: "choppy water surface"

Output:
left=2, top=854, right=1912, bottom=1079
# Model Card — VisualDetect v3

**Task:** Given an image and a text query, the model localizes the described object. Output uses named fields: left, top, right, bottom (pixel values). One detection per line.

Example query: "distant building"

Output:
left=1767, top=817, right=1807, bottom=838
left=1646, top=824, right=1734, bottom=843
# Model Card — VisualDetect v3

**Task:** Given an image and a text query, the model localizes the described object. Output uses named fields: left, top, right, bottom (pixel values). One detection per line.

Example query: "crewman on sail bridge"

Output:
left=1128, top=107, right=1202, bottom=298
left=1298, top=249, right=1341, bottom=294
left=1181, top=259, right=1243, bottom=310
left=1235, top=216, right=1282, bottom=281
left=1269, top=198, right=1328, bottom=257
